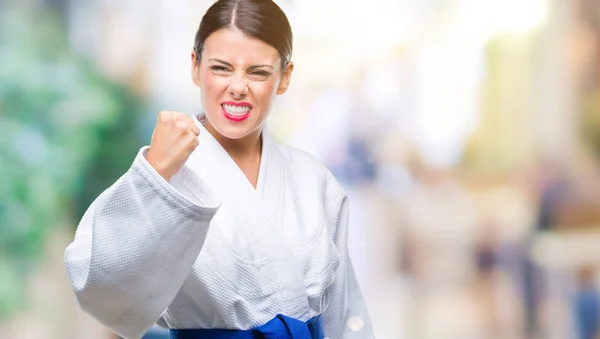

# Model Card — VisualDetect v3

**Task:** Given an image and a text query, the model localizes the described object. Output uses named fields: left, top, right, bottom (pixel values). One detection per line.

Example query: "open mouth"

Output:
left=221, top=102, right=252, bottom=122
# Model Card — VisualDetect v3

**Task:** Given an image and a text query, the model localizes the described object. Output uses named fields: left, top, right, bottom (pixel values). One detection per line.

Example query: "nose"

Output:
left=228, top=72, right=248, bottom=99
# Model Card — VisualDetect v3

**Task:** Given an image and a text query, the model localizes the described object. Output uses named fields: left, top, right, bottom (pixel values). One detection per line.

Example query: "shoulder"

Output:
left=276, top=143, right=332, bottom=181
left=276, top=142, right=349, bottom=245
left=276, top=142, right=347, bottom=201
left=277, top=143, right=328, bottom=174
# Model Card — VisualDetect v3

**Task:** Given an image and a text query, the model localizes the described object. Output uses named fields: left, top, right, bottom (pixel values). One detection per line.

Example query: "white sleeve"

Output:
left=322, top=174, right=375, bottom=339
left=63, top=147, right=220, bottom=339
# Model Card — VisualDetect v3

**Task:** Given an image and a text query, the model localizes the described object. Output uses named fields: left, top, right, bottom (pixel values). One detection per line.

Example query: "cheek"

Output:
left=200, top=73, right=228, bottom=101
left=250, top=81, right=278, bottom=107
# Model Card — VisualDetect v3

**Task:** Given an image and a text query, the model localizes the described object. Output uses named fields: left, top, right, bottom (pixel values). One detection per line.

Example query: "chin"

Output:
left=217, top=126, right=254, bottom=139
left=206, top=114, right=261, bottom=140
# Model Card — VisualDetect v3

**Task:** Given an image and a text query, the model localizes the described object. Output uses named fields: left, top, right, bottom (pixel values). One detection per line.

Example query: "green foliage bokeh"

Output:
left=0, top=4, right=147, bottom=317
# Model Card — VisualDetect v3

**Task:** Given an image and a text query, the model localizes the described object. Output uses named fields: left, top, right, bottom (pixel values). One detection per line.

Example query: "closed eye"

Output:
left=247, top=69, right=273, bottom=81
left=210, top=65, right=230, bottom=72
left=249, top=71, right=271, bottom=77
left=249, top=70, right=272, bottom=77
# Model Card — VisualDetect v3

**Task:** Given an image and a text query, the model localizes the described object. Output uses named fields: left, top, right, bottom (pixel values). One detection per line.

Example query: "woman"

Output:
left=64, top=1, right=374, bottom=338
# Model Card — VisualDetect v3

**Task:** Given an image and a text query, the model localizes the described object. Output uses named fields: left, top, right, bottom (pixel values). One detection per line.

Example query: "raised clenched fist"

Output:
left=146, top=111, right=200, bottom=182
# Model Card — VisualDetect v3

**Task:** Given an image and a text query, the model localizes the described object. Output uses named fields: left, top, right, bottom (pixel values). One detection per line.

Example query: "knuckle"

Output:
left=181, top=116, right=195, bottom=128
left=175, top=121, right=187, bottom=130
left=158, top=111, right=172, bottom=122
left=173, top=111, right=187, bottom=120
left=188, top=135, right=199, bottom=148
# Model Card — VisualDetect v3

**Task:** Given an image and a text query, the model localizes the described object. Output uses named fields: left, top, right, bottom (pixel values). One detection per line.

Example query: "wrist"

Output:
left=145, top=151, right=173, bottom=182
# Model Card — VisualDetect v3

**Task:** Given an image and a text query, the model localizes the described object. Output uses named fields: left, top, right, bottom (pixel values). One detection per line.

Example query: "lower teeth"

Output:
left=225, top=110, right=248, bottom=116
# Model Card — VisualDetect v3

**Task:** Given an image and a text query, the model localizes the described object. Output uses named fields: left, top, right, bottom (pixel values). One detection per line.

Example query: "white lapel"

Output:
left=184, top=118, right=310, bottom=315
left=256, top=125, right=286, bottom=232
left=184, top=119, right=290, bottom=260
left=185, top=119, right=283, bottom=230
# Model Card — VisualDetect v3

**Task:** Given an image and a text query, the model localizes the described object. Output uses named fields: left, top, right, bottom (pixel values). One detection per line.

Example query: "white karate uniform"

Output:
left=64, top=118, right=375, bottom=339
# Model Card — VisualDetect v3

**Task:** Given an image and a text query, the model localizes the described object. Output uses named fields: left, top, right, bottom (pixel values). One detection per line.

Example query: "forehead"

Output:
left=202, top=28, right=280, bottom=66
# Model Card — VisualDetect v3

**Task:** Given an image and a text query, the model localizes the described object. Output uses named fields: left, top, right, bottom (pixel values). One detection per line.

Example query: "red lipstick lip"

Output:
left=221, top=106, right=251, bottom=122
left=222, top=101, right=252, bottom=108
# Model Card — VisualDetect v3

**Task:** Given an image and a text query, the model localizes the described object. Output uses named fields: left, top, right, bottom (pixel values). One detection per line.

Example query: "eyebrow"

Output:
left=208, top=58, right=274, bottom=70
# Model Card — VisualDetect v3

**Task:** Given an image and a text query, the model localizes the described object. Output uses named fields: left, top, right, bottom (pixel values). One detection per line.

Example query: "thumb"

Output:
left=150, top=127, right=157, bottom=144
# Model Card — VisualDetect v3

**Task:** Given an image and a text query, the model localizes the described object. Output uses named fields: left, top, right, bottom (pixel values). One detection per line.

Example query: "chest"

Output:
left=182, top=178, right=340, bottom=313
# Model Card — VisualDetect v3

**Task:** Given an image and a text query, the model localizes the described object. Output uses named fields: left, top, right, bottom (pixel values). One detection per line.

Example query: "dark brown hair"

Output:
left=193, top=0, right=293, bottom=70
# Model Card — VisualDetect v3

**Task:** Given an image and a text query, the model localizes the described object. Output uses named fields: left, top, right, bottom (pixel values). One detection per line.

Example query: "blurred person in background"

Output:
left=63, top=1, right=374, bottom=338
left=473, top=219, right=502, bottom=337
left=522, top=158, right=570, bottom=338
left=573, top=267, right=599, bottom=339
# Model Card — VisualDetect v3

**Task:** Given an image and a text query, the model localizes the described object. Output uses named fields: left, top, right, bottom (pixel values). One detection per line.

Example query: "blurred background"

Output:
left=2, top=0, right=600, bottom=338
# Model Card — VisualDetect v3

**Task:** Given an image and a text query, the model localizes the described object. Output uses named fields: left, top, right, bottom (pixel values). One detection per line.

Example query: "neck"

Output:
left=204, top=122, right=263, bottom=165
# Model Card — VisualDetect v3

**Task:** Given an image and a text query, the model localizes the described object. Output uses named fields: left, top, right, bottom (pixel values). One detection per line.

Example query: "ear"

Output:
left=276, top=61, right=294, bottom=95
left=191, top=51, right=201, bottom=87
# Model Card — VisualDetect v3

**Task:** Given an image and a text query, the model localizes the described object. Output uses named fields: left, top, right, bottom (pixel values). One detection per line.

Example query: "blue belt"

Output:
left=170, top=314, right=324, bottom=339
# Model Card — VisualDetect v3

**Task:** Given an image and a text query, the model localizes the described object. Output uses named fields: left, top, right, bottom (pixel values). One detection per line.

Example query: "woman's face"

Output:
left=191, top=28, right=293, bottom=140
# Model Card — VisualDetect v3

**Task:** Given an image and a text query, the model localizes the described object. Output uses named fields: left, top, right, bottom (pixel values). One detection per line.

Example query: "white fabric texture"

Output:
left=64, top=118, right=375, bottom=339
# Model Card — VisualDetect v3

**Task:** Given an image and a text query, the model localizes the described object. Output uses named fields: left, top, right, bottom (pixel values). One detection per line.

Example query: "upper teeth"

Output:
left=223, top=104, right=251, bottom=115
